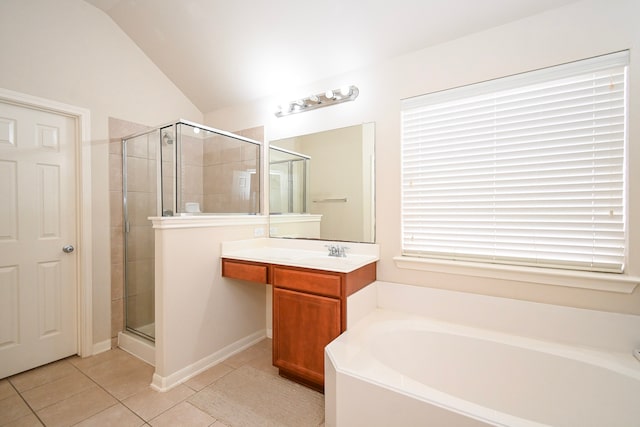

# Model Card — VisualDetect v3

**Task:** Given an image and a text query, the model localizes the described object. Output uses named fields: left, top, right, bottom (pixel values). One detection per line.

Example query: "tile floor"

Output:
left=0, top=339, right=325, bottom=426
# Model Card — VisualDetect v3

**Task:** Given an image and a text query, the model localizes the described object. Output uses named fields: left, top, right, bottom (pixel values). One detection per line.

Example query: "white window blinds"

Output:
left=401, top=51, right=628, bottom=273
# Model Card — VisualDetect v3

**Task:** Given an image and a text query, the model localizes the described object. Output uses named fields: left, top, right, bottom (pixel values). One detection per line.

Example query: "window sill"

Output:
left=393, top=256, right=639, bottom=294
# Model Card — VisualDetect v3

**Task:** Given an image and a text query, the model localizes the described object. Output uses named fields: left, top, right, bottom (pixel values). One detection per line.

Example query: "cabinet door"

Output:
left=273, top=287, right=341, bottom=387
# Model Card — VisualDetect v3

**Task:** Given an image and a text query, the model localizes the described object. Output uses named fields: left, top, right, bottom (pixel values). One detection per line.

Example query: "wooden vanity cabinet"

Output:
left=221, top=257, right=376, bottom=391
left=272, top=263, right=376, bottom=391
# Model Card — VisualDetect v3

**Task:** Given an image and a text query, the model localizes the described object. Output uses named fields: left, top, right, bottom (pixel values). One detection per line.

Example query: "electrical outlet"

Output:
left=254, top=227, right=265, bottom=237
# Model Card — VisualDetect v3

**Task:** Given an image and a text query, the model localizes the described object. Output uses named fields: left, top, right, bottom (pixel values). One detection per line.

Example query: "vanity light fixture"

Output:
left=275, top=85, right=359, bottom=117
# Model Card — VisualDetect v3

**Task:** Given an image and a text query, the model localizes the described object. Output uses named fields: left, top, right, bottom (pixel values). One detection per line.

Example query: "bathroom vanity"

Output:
left=221, top=239, right=378, bottom=391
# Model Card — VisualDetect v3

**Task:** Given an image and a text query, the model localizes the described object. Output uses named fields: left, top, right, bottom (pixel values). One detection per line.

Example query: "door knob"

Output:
left=62, top=245, right=75, bottom=254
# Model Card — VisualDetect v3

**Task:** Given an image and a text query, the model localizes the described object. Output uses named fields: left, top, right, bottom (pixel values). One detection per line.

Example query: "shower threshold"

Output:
left=118, top=328, right=155, bottom=366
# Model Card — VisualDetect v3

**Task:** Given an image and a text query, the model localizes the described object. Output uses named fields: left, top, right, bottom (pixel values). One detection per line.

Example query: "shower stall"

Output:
left=122, top=120, right=261, bottom=342
left=269, top=146, right=309, bottom=214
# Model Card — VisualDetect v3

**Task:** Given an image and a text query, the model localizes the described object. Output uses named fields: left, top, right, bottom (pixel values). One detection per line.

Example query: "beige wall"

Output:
left=154, top=221, right=267, bottom=387
left=0, top=0, right=203, bottom=348
left=205, top=0, right=640, bottom=315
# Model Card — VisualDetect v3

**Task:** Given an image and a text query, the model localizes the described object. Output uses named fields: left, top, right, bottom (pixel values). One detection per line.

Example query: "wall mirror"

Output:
left=269, top=123, right=375, bottom=243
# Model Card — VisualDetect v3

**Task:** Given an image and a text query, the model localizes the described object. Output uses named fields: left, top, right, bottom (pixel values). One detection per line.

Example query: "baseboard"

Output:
left=91, top=339, right=112, bottom=356
left=151, top=330, right=266, bottom=392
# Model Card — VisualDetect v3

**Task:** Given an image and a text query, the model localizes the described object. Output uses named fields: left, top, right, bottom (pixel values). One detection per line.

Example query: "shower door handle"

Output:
left=62, top=245, right=75, bottom=254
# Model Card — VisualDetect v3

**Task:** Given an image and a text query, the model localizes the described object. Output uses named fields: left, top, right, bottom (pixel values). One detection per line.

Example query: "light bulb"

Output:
left=340, top=86, right=351, bottom=96
left=325, top=90, right=334, bottom=99
left=193, top=127, right=200, bottom=134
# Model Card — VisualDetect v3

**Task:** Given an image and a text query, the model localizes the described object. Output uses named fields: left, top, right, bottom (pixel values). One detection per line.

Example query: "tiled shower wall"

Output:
left=202, top=130, right=261, bottom=213
left=108, top=119, right=264, bottom=348
left=180, top=132, right=204, bottom=212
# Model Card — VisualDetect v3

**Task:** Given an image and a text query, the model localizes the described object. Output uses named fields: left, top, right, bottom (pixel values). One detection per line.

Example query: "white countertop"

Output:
left=221, top=238, right=379, bottom=273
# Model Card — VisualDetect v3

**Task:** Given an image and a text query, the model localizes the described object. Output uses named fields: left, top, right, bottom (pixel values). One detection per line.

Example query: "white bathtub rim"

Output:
left=327, top=308, right=640, bottom=427
left=327, top=346, right=543, bottom=427
left=327, top=312, right=548, bottom=427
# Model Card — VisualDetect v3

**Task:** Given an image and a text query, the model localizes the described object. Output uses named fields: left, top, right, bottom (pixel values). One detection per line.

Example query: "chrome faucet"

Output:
left=325, top=244, right=349, bottom=258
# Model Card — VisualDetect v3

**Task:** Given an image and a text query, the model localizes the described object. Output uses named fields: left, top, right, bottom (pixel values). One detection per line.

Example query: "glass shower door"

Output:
left=269, top=147, right=309, bottom=214
left=123, top=130, right=159, bottom=341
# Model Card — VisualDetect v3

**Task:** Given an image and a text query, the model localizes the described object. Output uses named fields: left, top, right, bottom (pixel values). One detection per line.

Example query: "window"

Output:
left=401, top=51, right=628, bottom=273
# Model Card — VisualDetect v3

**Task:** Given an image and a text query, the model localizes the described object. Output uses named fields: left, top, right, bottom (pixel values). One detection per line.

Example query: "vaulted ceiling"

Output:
left=85, top=0, right=578, bottom=113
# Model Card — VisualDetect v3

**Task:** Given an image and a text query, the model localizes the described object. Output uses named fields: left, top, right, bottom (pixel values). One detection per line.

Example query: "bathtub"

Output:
left=325, top=282, right=640, bottom=427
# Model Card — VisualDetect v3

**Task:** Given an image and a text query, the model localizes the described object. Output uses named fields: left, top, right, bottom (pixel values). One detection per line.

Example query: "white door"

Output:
left=0, top=101, right=78, bottom=378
